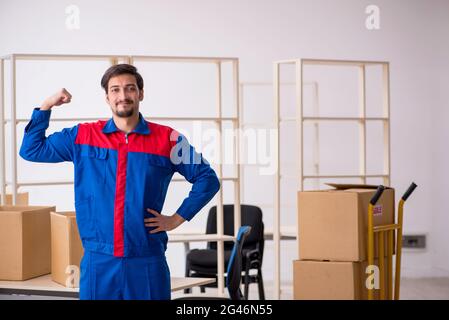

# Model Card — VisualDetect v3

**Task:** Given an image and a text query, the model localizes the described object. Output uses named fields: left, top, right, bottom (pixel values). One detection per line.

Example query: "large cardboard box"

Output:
left=298, top=184, right=395, bottom=261
left=50, top=212, right=84, bottom=288
left=0, top=192, right=29, bottom=205
left=293, top=259, right=390, bottom=300
left=0, top=205, right=54, bottom=280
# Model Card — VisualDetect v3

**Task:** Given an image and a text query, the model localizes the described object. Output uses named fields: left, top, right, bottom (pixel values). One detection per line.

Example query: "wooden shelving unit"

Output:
left=0, top=53, right=242, bottom=296
left=273, top=58, right=391, bottom=299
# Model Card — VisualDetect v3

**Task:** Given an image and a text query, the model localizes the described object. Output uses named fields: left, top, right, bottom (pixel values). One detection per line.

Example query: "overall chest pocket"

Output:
left=144, top=155, right=174, bottom=202
left=80, top=147, right=109, bottom=184
left=147, top=156, right=173, bottom=178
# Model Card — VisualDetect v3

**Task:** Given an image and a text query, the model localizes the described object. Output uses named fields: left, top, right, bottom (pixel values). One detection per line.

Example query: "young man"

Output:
left=19, top=64, right=220, bottom=300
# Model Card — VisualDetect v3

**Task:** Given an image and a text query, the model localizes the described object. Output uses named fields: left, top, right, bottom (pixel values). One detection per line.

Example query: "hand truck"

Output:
left=367, top=182, right=417, bottom=300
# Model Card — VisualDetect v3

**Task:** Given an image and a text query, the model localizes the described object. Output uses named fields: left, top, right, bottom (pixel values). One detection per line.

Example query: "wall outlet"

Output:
left=402, top=234, right=426, bottom=249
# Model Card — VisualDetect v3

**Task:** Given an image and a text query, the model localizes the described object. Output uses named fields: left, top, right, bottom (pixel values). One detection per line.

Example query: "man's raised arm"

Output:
left=19, top=88, right=78, bottom=163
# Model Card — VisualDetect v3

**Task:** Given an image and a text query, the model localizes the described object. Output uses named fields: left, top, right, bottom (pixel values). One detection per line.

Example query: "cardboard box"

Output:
left=50, top=212, right=84, bottom=288
left=293, top=259, right=390, bottom=300
left=298, top=184, right=395, bottom=261
left=0, top=192, right=29, bottom=205
left=0, top=205, right=54, bottom=280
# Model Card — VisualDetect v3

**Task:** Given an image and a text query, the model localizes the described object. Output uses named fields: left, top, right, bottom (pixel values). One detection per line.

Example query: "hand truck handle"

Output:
left=370, top=185, right=385, bottom=205
left=401, top=182, right=417, bottom=201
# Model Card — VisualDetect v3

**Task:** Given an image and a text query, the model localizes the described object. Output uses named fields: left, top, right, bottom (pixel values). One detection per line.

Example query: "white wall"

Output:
left=430, top=1, right=449, bottom=277
left=1, top=0, right=449, bottom=284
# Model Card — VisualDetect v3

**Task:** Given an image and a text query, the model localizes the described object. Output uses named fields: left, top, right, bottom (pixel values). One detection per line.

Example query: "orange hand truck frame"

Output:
left=367, top=182, right=417, bottom=300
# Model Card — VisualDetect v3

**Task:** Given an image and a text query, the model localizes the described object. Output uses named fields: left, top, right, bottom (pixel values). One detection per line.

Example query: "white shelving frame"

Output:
left=0, top=53, right=241, bottom=296
left=239, top=81, right=318, bottom=299
left=273, top=58, right=391, bottom=299
left=239, top=80, right=320, bottom=201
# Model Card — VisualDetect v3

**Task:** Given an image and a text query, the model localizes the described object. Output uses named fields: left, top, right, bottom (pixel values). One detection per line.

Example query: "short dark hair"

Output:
left=101, top=64, right=144, bottom=93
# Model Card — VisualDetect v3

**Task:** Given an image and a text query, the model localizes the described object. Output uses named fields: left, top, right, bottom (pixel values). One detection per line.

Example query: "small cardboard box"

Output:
left=50, top=212, right=84, bottom=288
left=0, top=205, right=54, bottom=280
left=298, top=184, right=395, bottom=262
left=0, top=192, right=29, bottom=205
left=293, top=259, right=390, bottom=300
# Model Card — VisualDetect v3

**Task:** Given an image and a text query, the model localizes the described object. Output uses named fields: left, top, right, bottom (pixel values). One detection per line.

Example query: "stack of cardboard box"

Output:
left=293, top=184, right=395, bottom=299
left=0, top=194, right=83, bottom=288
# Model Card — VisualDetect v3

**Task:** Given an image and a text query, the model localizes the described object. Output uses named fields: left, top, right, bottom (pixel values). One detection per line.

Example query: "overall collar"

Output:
left=102, top=112, right=150, bottom=135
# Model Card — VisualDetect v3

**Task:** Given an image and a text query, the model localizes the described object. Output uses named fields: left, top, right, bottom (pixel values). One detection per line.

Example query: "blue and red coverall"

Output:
left=19, top=108, right=220, bottom=299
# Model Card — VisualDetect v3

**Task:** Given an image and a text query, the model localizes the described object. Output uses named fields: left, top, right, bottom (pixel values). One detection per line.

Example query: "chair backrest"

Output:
left=226, top=225, right=252, bottom=300
left=206, top=205, right=264, bottom=252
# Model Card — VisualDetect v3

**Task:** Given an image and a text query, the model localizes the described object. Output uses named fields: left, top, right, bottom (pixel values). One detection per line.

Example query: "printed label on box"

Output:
left=373, top=205, right=383, bottom=216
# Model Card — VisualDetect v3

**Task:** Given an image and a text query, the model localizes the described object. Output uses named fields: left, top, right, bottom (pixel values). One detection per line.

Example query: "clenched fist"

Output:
left=40, top=88, right=72, bottom=110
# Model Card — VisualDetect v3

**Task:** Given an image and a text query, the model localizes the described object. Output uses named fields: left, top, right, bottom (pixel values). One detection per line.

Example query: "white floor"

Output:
left=399, top=278, right=449, bottom=300
left=1, top=278, right=449, bottom=300
left=172, top=278, right=449, bottom=300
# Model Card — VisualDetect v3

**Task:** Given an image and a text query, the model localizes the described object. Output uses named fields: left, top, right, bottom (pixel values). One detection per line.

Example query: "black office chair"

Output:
left=185, top=205, right=265, bottom=300
left=175, top=225, right=252, bottom=300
